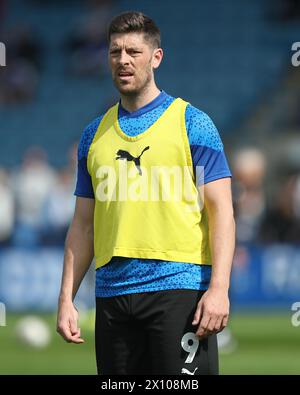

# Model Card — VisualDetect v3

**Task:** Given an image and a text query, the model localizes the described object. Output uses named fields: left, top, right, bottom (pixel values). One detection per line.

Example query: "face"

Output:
left=109, top=32, right=163, bottom=95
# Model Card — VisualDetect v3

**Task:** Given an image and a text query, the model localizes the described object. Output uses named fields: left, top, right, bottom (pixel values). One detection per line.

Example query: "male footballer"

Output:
left=57, top=11, right=235, bottom=375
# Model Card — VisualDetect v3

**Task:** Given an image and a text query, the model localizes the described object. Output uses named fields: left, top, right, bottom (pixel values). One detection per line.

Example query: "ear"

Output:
left=152, top=48, right=163, bottom=70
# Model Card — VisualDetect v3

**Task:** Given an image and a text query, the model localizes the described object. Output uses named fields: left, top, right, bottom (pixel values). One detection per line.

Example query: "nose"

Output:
left=119, top=49, right=130, bottom=66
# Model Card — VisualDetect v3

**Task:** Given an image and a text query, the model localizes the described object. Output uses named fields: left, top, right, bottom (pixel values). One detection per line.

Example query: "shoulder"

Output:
left=78, top=115, right=104, bottom=160
left=184, top=103, right=223, bottom=151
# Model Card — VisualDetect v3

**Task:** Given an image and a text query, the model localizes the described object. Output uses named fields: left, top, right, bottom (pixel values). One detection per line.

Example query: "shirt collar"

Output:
left=118, top=90, right=168, bottom=118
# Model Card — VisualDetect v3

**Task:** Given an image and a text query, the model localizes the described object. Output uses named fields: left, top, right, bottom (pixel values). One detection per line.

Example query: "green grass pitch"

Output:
left=0, top=312, right=299, bottom=375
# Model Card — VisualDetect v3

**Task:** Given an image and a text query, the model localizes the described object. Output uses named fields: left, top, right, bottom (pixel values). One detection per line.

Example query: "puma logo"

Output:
left=115, top=146, right=150, bottom=176
left=181, top=367, right=198, bottom=375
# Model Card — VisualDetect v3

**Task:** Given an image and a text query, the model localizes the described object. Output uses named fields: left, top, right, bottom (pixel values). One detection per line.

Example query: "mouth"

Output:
left=117, top=71, right=134, bottom=81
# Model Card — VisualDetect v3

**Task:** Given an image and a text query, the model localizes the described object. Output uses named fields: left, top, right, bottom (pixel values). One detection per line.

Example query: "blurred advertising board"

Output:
left=231, top=244, right=300, bottom=309
left=0, top=248, right=95, bottom=312
left=0, top=244, right=300, bottom=311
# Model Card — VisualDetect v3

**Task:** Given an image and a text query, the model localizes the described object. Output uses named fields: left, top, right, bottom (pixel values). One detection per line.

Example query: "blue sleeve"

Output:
left=185, top=104, right=232, bottom=185
left=74, top=116, right=103, bottom=198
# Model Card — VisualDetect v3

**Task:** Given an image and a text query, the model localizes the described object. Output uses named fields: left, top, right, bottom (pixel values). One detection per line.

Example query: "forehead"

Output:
left=109, top=32, right=149, bottom=48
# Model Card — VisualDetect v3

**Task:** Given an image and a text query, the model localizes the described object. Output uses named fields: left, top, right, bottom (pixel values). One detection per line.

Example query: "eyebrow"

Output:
left=109, top=46, right=142, bottom=51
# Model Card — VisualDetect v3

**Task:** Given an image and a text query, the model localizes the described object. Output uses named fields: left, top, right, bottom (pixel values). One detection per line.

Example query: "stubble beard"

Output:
left=113, top=62, right=153, bottom=98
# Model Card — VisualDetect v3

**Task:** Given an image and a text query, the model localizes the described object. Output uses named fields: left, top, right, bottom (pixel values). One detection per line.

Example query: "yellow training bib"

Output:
left=87, top=98, right=211, bottom=269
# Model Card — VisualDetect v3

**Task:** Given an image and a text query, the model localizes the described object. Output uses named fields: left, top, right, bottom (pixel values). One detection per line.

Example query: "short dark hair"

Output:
left=108, top=11, right=161, bottom=48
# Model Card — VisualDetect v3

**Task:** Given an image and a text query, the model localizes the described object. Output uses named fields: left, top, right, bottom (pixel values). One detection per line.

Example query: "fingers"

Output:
left=195, top=312, right=229, bottom=339
left=69, top=320, right=85, bottom=343
left=192, top=300, right=203, bottom=326
left=56, top=302, right=85, bottom=344
left=57, top=323, right=85, bottom=344
left=192, top=289, right=230, bottom=339
left=214, top=316, right=224, bottom=333
left=70, top=328, right=85, bottom=344
left=57, top=318, right=85, bottom=344
left=70, top=318, right=79, bottom=336
left=192, top=299, right=220, bottom=338
left=195, top=311, right=211, bottom=338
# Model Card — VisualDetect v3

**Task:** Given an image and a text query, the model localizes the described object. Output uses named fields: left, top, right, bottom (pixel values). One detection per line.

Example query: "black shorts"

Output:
left=95, top=289, right=219, bottom=375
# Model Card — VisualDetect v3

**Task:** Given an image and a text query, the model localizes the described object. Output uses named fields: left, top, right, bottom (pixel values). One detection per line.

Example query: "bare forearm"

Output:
left=193, top=173, right=234, bottom=337
left=59, top=219, right=94, bottom=303
left=208, top=206, right=235, bottom=291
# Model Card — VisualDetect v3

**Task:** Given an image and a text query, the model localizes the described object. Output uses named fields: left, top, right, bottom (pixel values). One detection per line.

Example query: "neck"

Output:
left=120, top=82, right=161, bottom=113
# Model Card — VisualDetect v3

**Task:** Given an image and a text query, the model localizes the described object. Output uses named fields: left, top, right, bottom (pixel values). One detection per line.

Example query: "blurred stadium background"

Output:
left=1, top=0, right=300, bottom=375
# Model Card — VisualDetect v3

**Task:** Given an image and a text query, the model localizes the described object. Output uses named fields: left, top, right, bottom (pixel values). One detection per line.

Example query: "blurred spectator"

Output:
left=40, top=142, right=78, bottom=245
left=259, top=171, right=300, bottom=243
left=0, top=25, right=41, bottom=105
left=294, top=174, right=300, bottom=219
left=64, top=1, right=113, bottom=77
left=270, top=0, right=300, bottom=21
left=6, top=25, right=42, bottom=70
left=0, top=58, right=39, bottom=104
left=66, top=140, right=78, bottom=177
left=11, top=146, right=57, bottom=247
left=232, top=147, right=267, bottom=243
left=0, top=142, right=79, bottom=247
left=40, top=168, right=75, bottom=245
left=0, top=167, right=14, bottom=246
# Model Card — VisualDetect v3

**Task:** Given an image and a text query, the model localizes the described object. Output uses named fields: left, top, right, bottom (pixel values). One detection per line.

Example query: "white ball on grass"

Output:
left=15, top=315, right=51, bottom=349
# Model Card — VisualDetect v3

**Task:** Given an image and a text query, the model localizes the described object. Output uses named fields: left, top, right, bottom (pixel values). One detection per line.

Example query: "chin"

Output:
left=117, top=84, right=139, bottom=96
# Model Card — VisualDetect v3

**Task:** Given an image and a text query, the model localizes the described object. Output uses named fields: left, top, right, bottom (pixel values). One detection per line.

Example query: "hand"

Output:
left=192, top=287, right=229, bottom=339
left=56, top=300, right=85, bottom=344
